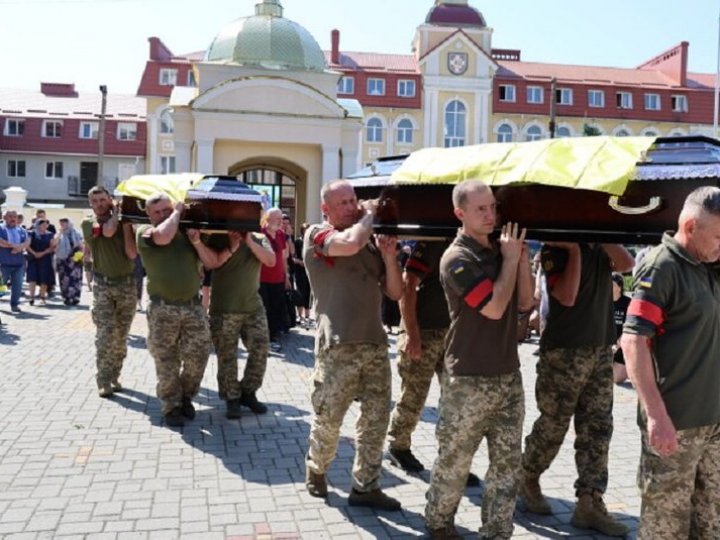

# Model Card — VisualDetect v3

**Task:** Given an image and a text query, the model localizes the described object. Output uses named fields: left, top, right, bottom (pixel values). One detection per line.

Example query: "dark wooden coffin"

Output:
left=349, top=136, right=720, bottom=243
left=119, top=175, right=263, bottom=232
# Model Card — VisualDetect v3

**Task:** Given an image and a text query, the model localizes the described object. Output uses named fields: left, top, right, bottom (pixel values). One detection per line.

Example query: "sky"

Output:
left=1, top=0, right=719, bottom=95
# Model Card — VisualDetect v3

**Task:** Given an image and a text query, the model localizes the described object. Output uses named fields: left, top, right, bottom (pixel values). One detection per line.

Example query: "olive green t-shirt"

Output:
left=136, top=225, right=200, bottom=301
left=81, top=218, right=133, bottom=278
left=303, top=223, right=387, bottom=352
left=541, top=243, right=615, bottom=350
left=440, top=231, right=519, bottom=377
left=403, top=240, right=451, bottom=331
left=624, top=233, right=720, bottom=431
left=208, top=233, right=269, bottom=315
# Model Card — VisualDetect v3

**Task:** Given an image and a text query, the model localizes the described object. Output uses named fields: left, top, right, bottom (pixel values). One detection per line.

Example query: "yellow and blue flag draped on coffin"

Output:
left=115, top=173, right=205, bottom=202
left=390, top=136, right=657, bottom=196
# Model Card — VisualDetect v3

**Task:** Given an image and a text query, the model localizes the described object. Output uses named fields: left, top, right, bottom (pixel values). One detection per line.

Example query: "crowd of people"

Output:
left=1, top=179, right=718, bottom=540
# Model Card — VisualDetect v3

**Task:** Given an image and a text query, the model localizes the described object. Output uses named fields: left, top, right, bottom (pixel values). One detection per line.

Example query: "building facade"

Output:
left=0, top=83, right=146, bottom=205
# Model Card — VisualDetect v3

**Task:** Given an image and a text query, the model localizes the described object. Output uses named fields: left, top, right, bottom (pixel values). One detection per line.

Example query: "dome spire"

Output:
left=255, top=0, right=283, bottom=17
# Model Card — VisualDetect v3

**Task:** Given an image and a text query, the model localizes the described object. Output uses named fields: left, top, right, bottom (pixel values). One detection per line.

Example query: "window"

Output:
left=366, top=118, right=383, bottom=143
left=367, top=78, right=386, bottom=96
left=160, top=156, right=176, bottom=174
left=187, top=69, right=197, bottom=87
left=499, top=84, right=516, bottom=102
left=45, top=161, right=63, bottom=179
left=525, top=125, right=542, bottom=142
left=616, top=92, right=633, bottom=109
left=444, top=100, right=466, bottom=148
left=496, top=123, right=513, bottom=143
left=159, top=110, right=174, bottom=134
left=615, top=129, right=630, bottom=137
left=556, top=126, right=571, bottom=138
left=643, top=130, right=658, bottom=137
left=644, top=93, right=661, bottom=111
left=159, top=68, right=178, bottom=86
left=555, top=88, right=573, bottom=105
left=79, top=121, right=99, bottom=139
left=672, top=95, right=688, bottom=112
left=588, top=90, right=605, bottom=108
left=4, top=119, right=24, bottom=136
left=7, top=160, right=26, bottom=177
left=396, top=119, right=414, bottom=144
left=337, top=76, right=354, bottom=94
left=117, top=122, right=137, bottom=141
left=398, top=80, right=416, bottom=98
left=43, top=120, right=62, bottom=138
left=527, top=86, right=543, bottom=104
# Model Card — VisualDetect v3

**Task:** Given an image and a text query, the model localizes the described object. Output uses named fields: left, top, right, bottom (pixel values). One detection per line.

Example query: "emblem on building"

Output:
left=448, top=52, right=468, bottom=75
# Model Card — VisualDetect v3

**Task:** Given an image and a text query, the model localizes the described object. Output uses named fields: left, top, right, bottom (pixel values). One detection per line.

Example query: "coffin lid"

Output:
left=115, top=173, right=262, bottom=203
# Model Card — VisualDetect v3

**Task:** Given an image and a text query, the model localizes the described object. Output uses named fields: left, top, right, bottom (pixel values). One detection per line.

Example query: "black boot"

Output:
left=240, top=391, right=268, bottom=414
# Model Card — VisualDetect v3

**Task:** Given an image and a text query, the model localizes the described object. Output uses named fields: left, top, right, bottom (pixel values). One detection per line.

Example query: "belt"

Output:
left=149, top=295, right=201, bottom=307
left=93, top=272, right=134, bottom=286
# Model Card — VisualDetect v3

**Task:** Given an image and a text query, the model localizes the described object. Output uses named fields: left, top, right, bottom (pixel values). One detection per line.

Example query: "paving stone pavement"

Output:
left=0, top=288, right=642, bottom=539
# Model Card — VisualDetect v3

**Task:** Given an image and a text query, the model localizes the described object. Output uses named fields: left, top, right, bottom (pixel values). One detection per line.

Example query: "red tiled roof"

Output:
left=324, top=51, right=419, bottom=73
left=497, top=61, right=682, bottom=88
left=686, top=72, right=714, bottom=89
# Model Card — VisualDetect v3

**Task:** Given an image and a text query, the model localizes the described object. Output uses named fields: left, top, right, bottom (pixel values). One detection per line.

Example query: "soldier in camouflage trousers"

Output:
left=622, top=187, right=720, bottom=540
left=81, top=186, right=137, bottom=398
left=425, top=181, right=533, bottom=540
left=521, top=243, right=634, bottom=538
left=303, top=180, right=403, bottom=511
left=207, top=229, right=277, bottom=419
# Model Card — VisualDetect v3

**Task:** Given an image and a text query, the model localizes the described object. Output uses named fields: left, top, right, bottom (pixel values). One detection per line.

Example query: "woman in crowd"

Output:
left=26, top=219, right=56, bottom=305
left=55, top=218, right=84, bottom=305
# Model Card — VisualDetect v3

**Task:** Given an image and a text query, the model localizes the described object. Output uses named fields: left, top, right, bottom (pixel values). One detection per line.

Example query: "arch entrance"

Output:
left=228, top=157, right=307, bottom=225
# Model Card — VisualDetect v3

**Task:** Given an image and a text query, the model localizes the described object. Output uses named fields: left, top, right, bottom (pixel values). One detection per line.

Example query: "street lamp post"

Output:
left=98, top=85, right=107, bottom=186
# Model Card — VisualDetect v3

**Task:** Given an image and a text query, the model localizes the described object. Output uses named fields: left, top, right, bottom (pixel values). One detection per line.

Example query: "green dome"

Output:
left=204, top=0, right=327, bottom=72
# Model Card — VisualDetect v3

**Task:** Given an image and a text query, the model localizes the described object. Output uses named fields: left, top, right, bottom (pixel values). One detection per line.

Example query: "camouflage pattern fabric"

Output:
left=146, top=301, right=211, bottom=415
left=387, top=329, right=445, bottom=451
left=91, top=280, right=136, bottom=387
left=522, top=345, right=614, bottom=495
left=306, top=343, right=391, bottom=492
left=637, top=423, right=720, bottom=540
left=210, top=305, right=269, bottom=401
left=425, top=371, right=524, bottom=537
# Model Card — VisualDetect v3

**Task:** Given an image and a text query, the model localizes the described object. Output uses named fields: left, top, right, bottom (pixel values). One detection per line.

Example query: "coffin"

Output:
left=349, top=136, right=720, bottom=243
left=116, top=173, right=263, bottom=232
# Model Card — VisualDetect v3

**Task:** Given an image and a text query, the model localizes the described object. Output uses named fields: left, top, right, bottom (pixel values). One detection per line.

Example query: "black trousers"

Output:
left=259, top=282, right=285, bottom=340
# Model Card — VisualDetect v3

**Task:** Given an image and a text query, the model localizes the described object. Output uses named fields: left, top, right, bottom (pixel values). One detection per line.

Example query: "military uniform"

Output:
left=387, top=240, right=450, bottom=453
left=522, top=243, right=615, bottom=495
left=303, top=223, right=392, bottom=493
left=624, top=233, right=720, bottom=539
left=136, top=227, right=211, bottom=416
left=425, top=231, right=524, bottom=539
left=207, top=234, right=270, bottom=403
left=81, top=218, right=136, bottom=390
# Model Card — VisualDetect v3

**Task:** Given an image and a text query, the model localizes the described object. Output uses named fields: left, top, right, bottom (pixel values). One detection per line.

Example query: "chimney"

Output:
left=40, top=82, right=78, bottom=97
left=148, top=36, right=173, bottom=61
left=331, top=29, right=340, bottom=64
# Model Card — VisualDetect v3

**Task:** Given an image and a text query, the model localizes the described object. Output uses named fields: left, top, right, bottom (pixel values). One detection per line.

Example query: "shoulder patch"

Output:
left=450, top=261, right=465, bottom=275
left=638, top=277, right=653, bottom=288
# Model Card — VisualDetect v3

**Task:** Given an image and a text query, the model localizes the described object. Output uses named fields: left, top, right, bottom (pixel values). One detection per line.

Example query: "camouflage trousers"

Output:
left=210, top=305, right=269, bottom=401
left=425, top=371, right=524, bottom=537
left=522, top=345, right=614, bottom=495
left=147, top=301, right=211, bottom=415
left=306, top=343, right=391, bottom=493
left=91, top=279, right=136, bottom=388
left=637, top=422, right=720, bottom=540
left=387, top=329, right=445, bottom=451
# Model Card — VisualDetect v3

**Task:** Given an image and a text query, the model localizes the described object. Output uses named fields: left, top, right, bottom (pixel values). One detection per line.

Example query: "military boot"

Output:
left=240, top=391, right=268, bottom=414
left=519, top=474, right=552, bottom=515
left=226, top=399, right=242, bottom=419
left=305, top=469, right=327, bottom=498
left=180, top=397, right=196, bottom=420
left=348, top=488, right=401, bottom=511
left=98, top=384, right=113, bottom=398
left=571, top=492, right=629, bottom=537
left=388, top=447, right=424, bottom=473
left=427, top=524, right=462, bottom=539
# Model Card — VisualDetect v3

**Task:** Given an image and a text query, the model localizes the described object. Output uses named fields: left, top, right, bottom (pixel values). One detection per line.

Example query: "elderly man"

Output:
left=424, top=180, right=533, bottom=540
left=136, top=193, right=225, bottom=428
left=303, top=179, right=403, bottom=510
left=81, top=186, right=137, bottom=397
left=260, top=208, right=290, bottom=351
left=207, top=231, right=276, bottom=419
left=622, top=186, right=720, bottom=540
left=0, top=210, right=30, bottom=312
left=520, top=235, right=633, bottom=536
